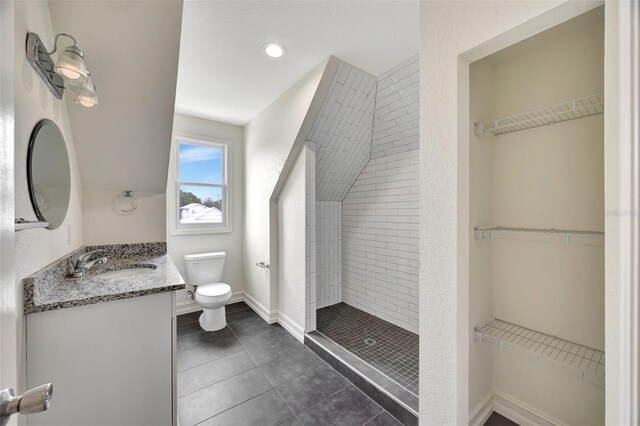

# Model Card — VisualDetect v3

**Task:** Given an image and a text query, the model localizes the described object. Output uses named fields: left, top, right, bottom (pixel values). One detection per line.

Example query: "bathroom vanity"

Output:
left=23, top=242, right=184, bottom=426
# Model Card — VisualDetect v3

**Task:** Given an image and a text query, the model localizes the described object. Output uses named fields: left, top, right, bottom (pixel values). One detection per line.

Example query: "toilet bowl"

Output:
left=184, top=252, right=232, bottom=331
left=195, top=283, right=232, bottom=331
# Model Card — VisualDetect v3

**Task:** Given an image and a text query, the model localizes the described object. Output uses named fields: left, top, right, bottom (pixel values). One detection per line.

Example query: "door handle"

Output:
left=0, top=383, right=53, bottom=426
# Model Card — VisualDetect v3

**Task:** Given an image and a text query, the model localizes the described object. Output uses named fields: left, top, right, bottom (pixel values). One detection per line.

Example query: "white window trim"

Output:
left=169, top=132, right=232, bottom=235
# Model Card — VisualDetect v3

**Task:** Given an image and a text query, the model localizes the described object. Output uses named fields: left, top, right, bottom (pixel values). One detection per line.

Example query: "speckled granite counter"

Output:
left=23, top=242, right=185, bottom=314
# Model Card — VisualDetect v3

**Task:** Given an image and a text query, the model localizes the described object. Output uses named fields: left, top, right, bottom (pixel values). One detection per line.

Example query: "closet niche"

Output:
left=469, top=7, right=604, bottom=425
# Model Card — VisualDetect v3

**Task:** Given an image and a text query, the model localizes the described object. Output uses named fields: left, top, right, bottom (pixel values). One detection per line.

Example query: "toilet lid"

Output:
left=197, top=283, right=231, bottom=297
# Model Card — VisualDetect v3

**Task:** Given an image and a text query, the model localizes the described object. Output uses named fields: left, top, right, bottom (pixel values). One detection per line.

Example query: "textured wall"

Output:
left=308, top=62, right=377, bottom=201
left=316, top=201, right=342, bottom=309
left=341, top=58, right=420, bottom=333
left=244, top=59, right=328, bottom=312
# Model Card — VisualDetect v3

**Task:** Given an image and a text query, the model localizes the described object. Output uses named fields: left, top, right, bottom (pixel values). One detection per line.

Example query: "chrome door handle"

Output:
left=0, top=383, right=53, bottom=426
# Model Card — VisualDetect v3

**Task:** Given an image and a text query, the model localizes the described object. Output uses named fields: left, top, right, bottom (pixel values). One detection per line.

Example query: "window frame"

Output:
left=169, top=133, right=231, bottom=235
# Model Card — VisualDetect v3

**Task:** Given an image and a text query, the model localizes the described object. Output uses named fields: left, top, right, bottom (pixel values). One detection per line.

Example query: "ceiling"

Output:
left=175, top=0, right=419, bottom=126
left=49, top=0, right=183, bottom=192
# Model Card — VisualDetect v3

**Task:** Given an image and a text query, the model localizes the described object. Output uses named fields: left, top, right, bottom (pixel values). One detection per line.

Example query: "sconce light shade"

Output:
left=54, top=45, right=88, bottom=82
left=67, top=71, right=99, bottom=107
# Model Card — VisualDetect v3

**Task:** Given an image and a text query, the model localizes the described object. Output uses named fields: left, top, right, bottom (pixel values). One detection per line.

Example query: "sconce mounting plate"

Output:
left=26, top=32, right=64, bottom=99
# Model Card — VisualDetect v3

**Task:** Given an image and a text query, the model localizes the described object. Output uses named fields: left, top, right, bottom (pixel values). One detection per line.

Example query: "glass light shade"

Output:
left=54, top=46, right=88, bottom=82
left=74, top=93, right=99, bottom=108
left=67, top=70, right=99, bottom=108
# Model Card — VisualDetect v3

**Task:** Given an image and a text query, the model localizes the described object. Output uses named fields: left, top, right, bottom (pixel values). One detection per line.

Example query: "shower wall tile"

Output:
left=342, top=151, right=419, bottom=333
left=316, top=201, right=342, bottom=309
left=307, top=62, right=377, bottom=201
left=371, top=56, right=419, bottom=160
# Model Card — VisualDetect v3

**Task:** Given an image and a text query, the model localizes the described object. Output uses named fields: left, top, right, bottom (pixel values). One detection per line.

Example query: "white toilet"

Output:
left=184, top=251, right=232, bottom=331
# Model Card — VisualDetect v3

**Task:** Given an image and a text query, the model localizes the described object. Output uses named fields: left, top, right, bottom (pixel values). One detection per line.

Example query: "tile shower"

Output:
left=305, top=56, right=420, bottom=404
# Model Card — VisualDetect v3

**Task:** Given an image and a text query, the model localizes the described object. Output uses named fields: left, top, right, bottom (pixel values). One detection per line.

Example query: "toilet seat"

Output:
left=196, top=283, right=231, bottom=301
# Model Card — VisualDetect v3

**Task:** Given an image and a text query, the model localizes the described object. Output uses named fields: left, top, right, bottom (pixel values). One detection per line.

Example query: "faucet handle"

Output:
left=77, top=250, right=102, bottom=262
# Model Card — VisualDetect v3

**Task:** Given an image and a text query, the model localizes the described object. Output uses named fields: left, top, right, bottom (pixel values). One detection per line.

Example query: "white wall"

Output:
left=168, top=114, right=244, bottom=306
left=419, top=0, right=604, bottom=423
left=277, top=146, right=307, bottom=329
left=468, top=8, right=605, bottom=423
left=341, top=57, right=420, bottom=334
left=13, top=0, right=85, bottom=397
left=244, top=59, right=329, bottom=312
left=316, top=201, right=342, bottom=309
left=83, top=190, right=166, bottom=246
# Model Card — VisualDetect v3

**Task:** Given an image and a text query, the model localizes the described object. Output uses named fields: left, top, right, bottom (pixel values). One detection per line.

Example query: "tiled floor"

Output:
left=483, top=412, right=519, bottom=426
left=177, top=302, right=404, bottom=426
left=316, top=303, right=419, bottom=395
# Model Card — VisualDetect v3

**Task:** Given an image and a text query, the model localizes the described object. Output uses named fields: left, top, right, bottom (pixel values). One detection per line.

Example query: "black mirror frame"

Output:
left=27, top=119, right=56, bottom=224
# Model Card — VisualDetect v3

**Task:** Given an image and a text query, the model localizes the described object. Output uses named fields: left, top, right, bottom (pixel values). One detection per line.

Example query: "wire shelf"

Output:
left=474, top=93, right=604, bottom=136
left=474, top=319, right=605, bottom=387
left=474, top=226, right=604, bottom=246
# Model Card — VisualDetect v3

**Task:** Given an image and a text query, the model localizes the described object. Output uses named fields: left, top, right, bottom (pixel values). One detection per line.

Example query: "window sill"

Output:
left=170, top=227, right=232, bottom=236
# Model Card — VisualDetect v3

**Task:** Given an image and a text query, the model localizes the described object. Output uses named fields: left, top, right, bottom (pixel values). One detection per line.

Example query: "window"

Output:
left=171, top=134, right=230, bottom=234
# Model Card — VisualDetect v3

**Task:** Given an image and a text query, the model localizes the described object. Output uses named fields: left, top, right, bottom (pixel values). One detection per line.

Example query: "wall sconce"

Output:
left=26, top=32, right=99, bottom=108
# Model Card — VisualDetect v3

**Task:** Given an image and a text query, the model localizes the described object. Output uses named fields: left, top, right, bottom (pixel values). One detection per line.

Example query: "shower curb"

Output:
left=305, top=331, right=418, bottom=426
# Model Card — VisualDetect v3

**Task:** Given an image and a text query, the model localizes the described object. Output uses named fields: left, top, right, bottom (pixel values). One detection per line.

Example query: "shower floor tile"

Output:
left=316, top=303, right=419, bottom=395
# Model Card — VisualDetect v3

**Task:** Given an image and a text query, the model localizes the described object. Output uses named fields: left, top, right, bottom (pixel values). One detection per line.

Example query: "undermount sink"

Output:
left=97, top=264, right=157, bottom=279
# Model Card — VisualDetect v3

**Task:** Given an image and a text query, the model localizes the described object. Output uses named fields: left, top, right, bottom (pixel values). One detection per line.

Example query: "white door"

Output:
left=0, top=0, right=18, bottom=411
left=0, top=4, right=51, bottom=425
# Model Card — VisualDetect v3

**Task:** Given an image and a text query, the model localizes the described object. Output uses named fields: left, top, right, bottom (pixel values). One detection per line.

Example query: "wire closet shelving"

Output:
left=474, top=319, right=605, bottom=387
left=474, top=226, right=604, bottom=247
left=474, top=93, right=604, bottom=136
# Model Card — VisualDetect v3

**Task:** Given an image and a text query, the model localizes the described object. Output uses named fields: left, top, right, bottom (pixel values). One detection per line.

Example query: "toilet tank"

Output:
left=184, top=252, right=226, bottom=285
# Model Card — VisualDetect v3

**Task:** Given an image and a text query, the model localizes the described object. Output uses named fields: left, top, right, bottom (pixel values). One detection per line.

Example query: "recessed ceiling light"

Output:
left=263, top=42, right=286, bottom=58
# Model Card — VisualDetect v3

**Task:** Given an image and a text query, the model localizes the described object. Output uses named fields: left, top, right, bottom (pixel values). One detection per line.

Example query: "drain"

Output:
left=364, top=338, right=376, bottom=346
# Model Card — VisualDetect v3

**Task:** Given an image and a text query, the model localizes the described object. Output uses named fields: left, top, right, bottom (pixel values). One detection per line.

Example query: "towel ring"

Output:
left=115, top=190, right=138, bottom=214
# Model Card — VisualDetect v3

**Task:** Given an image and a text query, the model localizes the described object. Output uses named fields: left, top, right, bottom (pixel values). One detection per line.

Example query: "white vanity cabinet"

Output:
left=26, top=292, right=177, bottom=426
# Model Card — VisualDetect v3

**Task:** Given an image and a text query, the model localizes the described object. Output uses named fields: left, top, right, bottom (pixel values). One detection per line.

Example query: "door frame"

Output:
left=0, top=0, right=17, bottom=403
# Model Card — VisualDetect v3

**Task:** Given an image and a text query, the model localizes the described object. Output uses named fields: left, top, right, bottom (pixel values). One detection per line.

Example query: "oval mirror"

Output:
left=27, top=119, right=71, bottom=230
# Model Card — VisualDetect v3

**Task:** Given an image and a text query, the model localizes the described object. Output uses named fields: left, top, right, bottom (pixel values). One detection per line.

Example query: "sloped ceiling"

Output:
left=175, top=1, right=418, bottom=125
left=308, top=61, right=377, bottom=201
left=49, top=0, right=183, bottom=192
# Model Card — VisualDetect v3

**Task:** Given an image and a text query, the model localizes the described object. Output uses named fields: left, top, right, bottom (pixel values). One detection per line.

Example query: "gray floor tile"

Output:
left=177, top=327, right=243, bottom=372
left=177, top=368, right=271, bottom=426
left=483, top=412, right=519, bottom=426
left=226, top=301, right=250, bottom=314
left=227, top=307, right=260, bottom=324
left=200, top=390, right=295, bottom=426
left=177, top=350, right=257, bottom=397
left=260, top=347, right=324, bottom=387
left=297, top=386, right=383, bottom=426
left=177, top=310, right=202, bottom=325
left=278, top=416, right=302, bottom=425
left=365, top=411, right=403, bottom=426
left=177, top=318, right=204, bottom=337
left=230, top=316, right=287, bottom=343
left=244, top=333, right=305, bottom=366
left=275, top=364, right=350, bottom=414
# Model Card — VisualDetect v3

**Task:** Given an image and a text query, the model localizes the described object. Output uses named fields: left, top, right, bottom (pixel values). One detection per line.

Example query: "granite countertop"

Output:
left=23, top=242, right=185, bottom=314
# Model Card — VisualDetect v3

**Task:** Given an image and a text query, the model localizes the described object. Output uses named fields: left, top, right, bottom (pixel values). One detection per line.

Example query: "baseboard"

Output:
left=242, top=291, right=277, bottom=323
left=275, top=310, right=305, bottom=343
left=493, top=392, right=563, bottom=426
left=469, top=392, right=564, bottom=426
left=176, top=300, right=202, bottom=316
left=469, top=392, right=494, bottom=426
left=175, top=292, right=244, bottom=316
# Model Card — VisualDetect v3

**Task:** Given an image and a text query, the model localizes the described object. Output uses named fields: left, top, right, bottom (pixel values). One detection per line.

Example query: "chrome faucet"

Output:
left=69, top=250, right=107, bottom=278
